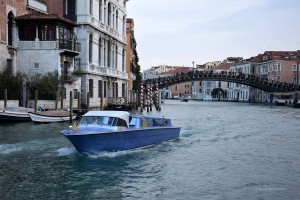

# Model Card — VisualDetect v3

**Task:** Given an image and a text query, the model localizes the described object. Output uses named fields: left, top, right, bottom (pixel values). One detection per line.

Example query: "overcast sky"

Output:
left=127, top=0, right=300, bottom=70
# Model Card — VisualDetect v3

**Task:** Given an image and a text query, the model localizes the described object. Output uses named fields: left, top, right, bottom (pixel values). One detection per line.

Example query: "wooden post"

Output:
left=34, top=90, right=38, bottom=114
left=77, top=91, right=81, bottom=110
left=55, top=91, right=58, bottom=110
left=69, top=91, right=73, bottom=123
left=26, top=90, right=29, bottom=108
left=60, top=91, right=63, bottom=109
left=86, top=92, right=90, bottom=112
left=4, top=89, right=7, bottom=108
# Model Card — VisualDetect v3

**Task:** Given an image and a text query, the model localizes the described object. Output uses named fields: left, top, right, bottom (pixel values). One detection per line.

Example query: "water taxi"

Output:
left=60, top=111, right=181, bottom=154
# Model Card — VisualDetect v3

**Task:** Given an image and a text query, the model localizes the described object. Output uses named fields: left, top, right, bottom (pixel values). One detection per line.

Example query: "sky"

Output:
left=127, top=0, right=300, bottom=70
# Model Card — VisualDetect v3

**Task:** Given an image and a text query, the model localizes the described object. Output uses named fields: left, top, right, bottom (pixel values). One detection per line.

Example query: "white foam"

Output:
left=0, top=144, right=23, bottom=154
left=57, top=147, right=77, bottom=156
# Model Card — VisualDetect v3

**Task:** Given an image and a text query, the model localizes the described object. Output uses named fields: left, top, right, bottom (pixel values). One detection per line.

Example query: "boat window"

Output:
left=153, top=118, right=169, bottom=126
left=78, top=116, right=127, bottom=127
left=129, top=117, right=138, bottom=126
left=141, top=118, right=154, bottom=127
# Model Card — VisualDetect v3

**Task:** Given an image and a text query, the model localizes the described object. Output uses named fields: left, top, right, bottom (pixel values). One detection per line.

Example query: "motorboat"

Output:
left=60, top=111, right=181, bottom=154
left=0, top=107, right=33, bottom=122
left=29, top=110, right=76, bottom=123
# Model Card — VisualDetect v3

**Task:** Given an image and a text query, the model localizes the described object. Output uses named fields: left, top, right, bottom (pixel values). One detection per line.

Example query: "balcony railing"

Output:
left=18, top=39, right=81, bottom=53
left=58, top=39, right=81, bottom=53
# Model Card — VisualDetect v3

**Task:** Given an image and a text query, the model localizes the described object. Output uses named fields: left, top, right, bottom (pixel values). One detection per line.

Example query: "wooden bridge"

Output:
left=143, top=70, right=300, bottom=93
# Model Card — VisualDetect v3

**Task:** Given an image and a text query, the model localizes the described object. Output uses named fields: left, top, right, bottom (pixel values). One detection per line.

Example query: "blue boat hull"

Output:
left=63, top=127, right=180, bottom=153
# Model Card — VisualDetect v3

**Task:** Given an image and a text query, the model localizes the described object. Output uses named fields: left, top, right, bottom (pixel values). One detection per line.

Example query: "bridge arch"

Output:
left=143, top=71, right=300, bottom=93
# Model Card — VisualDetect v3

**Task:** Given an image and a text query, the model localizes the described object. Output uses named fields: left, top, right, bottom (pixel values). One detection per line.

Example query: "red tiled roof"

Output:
left=15, top=14, right=77, bottom=26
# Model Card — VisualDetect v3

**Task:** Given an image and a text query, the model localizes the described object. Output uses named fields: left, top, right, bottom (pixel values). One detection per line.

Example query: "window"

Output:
left=38, top=25, right=56, bottom=41
left=89, top=0, right=93, bottom=15
left=19, top=24, right=36, bottom=41
left=98, top=37, right=102, bottom=66
left=89, top=34, right=93, bottom=63
left=293, top=64, right=297, bottom=71
left=74, top=89, right=78, bottom=99
left=33, top=63, right=39, bottom=69
left=99, top=0, right=102, bottom=21
left=98, top=80, right=103, bottom=98
left=63, top=61, right=70, bottom=81
left=89, top=79, right=94, bottom=98
left=8, top=12, right=14, bottom=46
left=104, top=81, right=107, bottom=98
left=122, top=49, right=125, bottom=71
left=122, top=83, right=125, bottom=97
left=278, top=63, right=281, bottom=71
left=115, top=82, right=118, bottom=97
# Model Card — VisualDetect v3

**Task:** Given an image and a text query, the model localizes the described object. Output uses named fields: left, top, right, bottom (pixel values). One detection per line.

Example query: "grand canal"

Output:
left=1, top=100, right=300, bottom=199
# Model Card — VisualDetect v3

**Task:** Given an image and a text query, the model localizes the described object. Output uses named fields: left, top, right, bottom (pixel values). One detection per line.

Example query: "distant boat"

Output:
left=29, top=110, right=76, bottom=123
left=0, top=107, right=33, bottom=122
left=60, top=111, right=181, bottom=154
left=180, top=97, right=189, bottom=102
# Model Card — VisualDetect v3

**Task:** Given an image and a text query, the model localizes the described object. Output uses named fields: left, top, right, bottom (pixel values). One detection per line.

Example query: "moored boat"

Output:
left=60, top=111, right=181, bottom=154
left=29, top=110, right=76, bottom=123
left=0, top=107, right=33, bottom=122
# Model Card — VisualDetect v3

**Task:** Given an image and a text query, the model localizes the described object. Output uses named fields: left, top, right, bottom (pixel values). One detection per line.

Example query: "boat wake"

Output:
left=0, top=144, right=23, bottom=155
left=57, top=147, right=77, bottom=156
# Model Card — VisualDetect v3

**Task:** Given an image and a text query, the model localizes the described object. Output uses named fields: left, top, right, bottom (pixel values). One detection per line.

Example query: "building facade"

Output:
left=0, top=0, right=28, bottom=74
left=46, top=0, right=129, bottom=107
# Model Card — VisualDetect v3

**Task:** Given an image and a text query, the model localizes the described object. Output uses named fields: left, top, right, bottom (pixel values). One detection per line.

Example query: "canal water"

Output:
left=1, top=100, right=300, bottom=200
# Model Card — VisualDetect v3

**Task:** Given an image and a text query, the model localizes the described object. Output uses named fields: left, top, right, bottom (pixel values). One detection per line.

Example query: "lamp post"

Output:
left=192, top=60, right=195, bottom=72
left=192, top=60, right=195, bottom=99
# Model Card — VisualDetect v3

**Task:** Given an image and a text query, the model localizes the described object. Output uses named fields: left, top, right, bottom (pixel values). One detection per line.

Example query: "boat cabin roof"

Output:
left=83, top=111, right=130, bottom=126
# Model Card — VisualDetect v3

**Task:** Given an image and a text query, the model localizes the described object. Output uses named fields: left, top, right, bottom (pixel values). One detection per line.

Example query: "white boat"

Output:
left=0, top=107, right=33, bottom=122
left=29, top=110, right=76, bottom=123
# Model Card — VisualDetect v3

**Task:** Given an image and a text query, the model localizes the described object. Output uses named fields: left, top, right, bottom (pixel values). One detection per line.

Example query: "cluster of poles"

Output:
left=140, top=82, right=161, bottom=112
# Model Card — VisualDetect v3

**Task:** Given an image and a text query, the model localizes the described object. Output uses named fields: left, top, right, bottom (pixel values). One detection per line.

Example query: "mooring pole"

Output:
left=140, top=84, right=144, bottom=112
left=34, top=90, right=38, bottom=114
left=77, top=91, right=81, bottom=110
left=4, top=89, right=7, bottom=108
left=26, top=90, right=29, bottom=108
left=61, top=91, right=63, bottom=109
left=149, top=83, right=153, bottom=112
left=69, top=91, right=73, bottom=123
left=55, top=91, right=58, bottom=110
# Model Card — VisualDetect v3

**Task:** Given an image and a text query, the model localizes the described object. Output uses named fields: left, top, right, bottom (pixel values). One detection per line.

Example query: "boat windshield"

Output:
left=78, top=116, right=127, bottom=127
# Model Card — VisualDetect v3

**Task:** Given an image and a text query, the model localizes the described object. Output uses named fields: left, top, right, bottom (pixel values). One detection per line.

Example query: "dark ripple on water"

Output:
left=1, top=101, right=300, bottom=199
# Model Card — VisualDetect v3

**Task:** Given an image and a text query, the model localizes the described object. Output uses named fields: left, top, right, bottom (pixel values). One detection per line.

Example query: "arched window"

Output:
left=107, top=40, right=111, bottom=67
left=115, top=45, right=118, bottom=69
left=108, top=2, right=111, bottom=26
left=89, top=0, right=93, bottom=15
left=103, top=39, right=106, bottom=66
left=122, top=49, right=125, bottom=72
left=99, top=0, right=102, bottom=21
left=98, top=37, right=102, bottom=66
left=116, top=10, right=118, bottom=31
left=104, top=1, right=107, bottom=24
left=112, top=7, right=115, bottom=29
left=7, top=11, right=14, bottom=46
left=89, top=34, right=93, bottom=63
left=122, top=16, right=126, bottom=36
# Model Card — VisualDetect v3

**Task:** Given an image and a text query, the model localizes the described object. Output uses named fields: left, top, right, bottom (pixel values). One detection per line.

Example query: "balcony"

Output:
left=58, top=39, right=81, bottom=54
left=27, top=0, right=47, bottom=13
left=89, top=65, right=128, bottom=80
left=18, top=39, right=81, bottom=54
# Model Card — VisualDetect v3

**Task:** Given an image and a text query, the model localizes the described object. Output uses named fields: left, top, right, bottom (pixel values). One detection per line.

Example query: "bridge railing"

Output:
left=144, top=70, right=300, bottom=93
